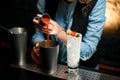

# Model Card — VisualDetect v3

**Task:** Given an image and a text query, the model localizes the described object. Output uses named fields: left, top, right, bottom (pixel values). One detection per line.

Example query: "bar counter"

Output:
left=7, top=61, right=120, bottom=80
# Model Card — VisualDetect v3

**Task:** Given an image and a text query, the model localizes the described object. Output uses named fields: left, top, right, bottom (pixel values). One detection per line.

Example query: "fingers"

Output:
left=31, top=50, right=41, bottom=65
left=33, top=17, right=39, bottom=24
left=33, top=14, right=55, bottom=34
left=35, top=42, right=40, bottom=48
left=41, top=27, right=52, bottom=33
left=42, top=21, right=54, bottom=33
left=33, top=16, right=45, bottom=26
left=37, top=14, right=42, bottom=18
left=34, top=49, right=40, bottom=56
left=33, top=46, right=40, bottom=56
left=33, top=42, right=40, bottom=56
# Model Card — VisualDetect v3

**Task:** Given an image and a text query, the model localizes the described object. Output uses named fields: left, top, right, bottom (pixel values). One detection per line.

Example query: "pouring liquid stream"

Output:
left=41, top=13, right=50, bottom=47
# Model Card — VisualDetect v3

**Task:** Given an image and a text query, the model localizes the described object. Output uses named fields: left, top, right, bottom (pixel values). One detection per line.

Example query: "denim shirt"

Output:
left=32, top=0, right=106, bottom=63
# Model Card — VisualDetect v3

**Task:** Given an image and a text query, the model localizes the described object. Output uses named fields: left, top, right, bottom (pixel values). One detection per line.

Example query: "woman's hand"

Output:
left=31, top=42, right=41, bottom=65
left=33, top=14, right=67, bottom=44
left=33, top=14, right=45, bottom=31
left=33, top=14, right=63, bottom=35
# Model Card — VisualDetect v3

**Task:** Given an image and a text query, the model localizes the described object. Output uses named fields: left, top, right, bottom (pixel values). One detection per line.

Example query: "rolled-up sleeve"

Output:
left=80, top=0, right=106, bottom=61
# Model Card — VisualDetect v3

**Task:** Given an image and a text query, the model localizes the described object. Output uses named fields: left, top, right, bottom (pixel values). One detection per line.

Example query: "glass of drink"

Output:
left=66, top=30, right=82, bottom=68
left=66, top=30, right=82, bottom=80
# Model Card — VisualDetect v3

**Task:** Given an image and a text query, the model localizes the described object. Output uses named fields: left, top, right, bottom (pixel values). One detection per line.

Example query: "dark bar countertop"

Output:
left=9, top=61, right=120, bottom=80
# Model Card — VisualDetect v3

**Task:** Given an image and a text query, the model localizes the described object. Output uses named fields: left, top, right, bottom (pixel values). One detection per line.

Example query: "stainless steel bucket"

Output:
left=9, top=27, right=27, bottom=65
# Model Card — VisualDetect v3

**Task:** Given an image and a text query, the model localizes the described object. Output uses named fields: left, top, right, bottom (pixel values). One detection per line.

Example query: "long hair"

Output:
left=79, top=0, right=91, bottom=4
left=79, top=0, right=95, bottom=17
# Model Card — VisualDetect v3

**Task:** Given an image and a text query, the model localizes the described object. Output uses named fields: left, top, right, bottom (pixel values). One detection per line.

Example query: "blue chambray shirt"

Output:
left=32, top=0, right=106, bottom=63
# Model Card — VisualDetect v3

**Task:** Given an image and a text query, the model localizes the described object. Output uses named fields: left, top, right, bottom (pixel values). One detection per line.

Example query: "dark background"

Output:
left=0, top=0, right=38, bottom=47
left=0, top=0, right=38, bottom=78
left=0, top=0, right=120, bottom=77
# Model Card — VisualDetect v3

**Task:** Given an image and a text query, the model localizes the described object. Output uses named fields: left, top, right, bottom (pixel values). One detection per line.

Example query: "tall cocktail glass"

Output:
left=66, top=30, right=82, bottom=80
left=67, top=32, right=82, bottom=68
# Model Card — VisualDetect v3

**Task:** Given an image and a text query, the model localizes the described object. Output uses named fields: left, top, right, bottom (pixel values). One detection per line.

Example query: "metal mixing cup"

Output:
left=9, top=27, right=27, bottom=65
left=39, top=40, right=59, bottom=74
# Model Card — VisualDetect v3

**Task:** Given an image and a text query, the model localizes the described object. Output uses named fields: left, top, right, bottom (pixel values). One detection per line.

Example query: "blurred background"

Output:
left=98, top=0, right=120, bottom=74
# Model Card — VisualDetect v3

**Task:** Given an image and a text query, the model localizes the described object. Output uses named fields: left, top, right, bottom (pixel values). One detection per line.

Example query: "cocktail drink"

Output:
left=66, top=30, right=82, bottom=68
left=66, top=30, right=82, bottom=80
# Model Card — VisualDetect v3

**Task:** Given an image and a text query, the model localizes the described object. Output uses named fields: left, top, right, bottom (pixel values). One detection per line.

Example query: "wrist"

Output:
left=56, top=29, right=67, bottom=44
left=56, top=28, right=65, bottom=37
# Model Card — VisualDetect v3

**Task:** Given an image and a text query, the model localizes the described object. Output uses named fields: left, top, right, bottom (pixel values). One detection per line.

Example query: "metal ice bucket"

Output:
left=9, top=27, right=27, bottom=65
left=39, top=40, right=59, bottom=74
